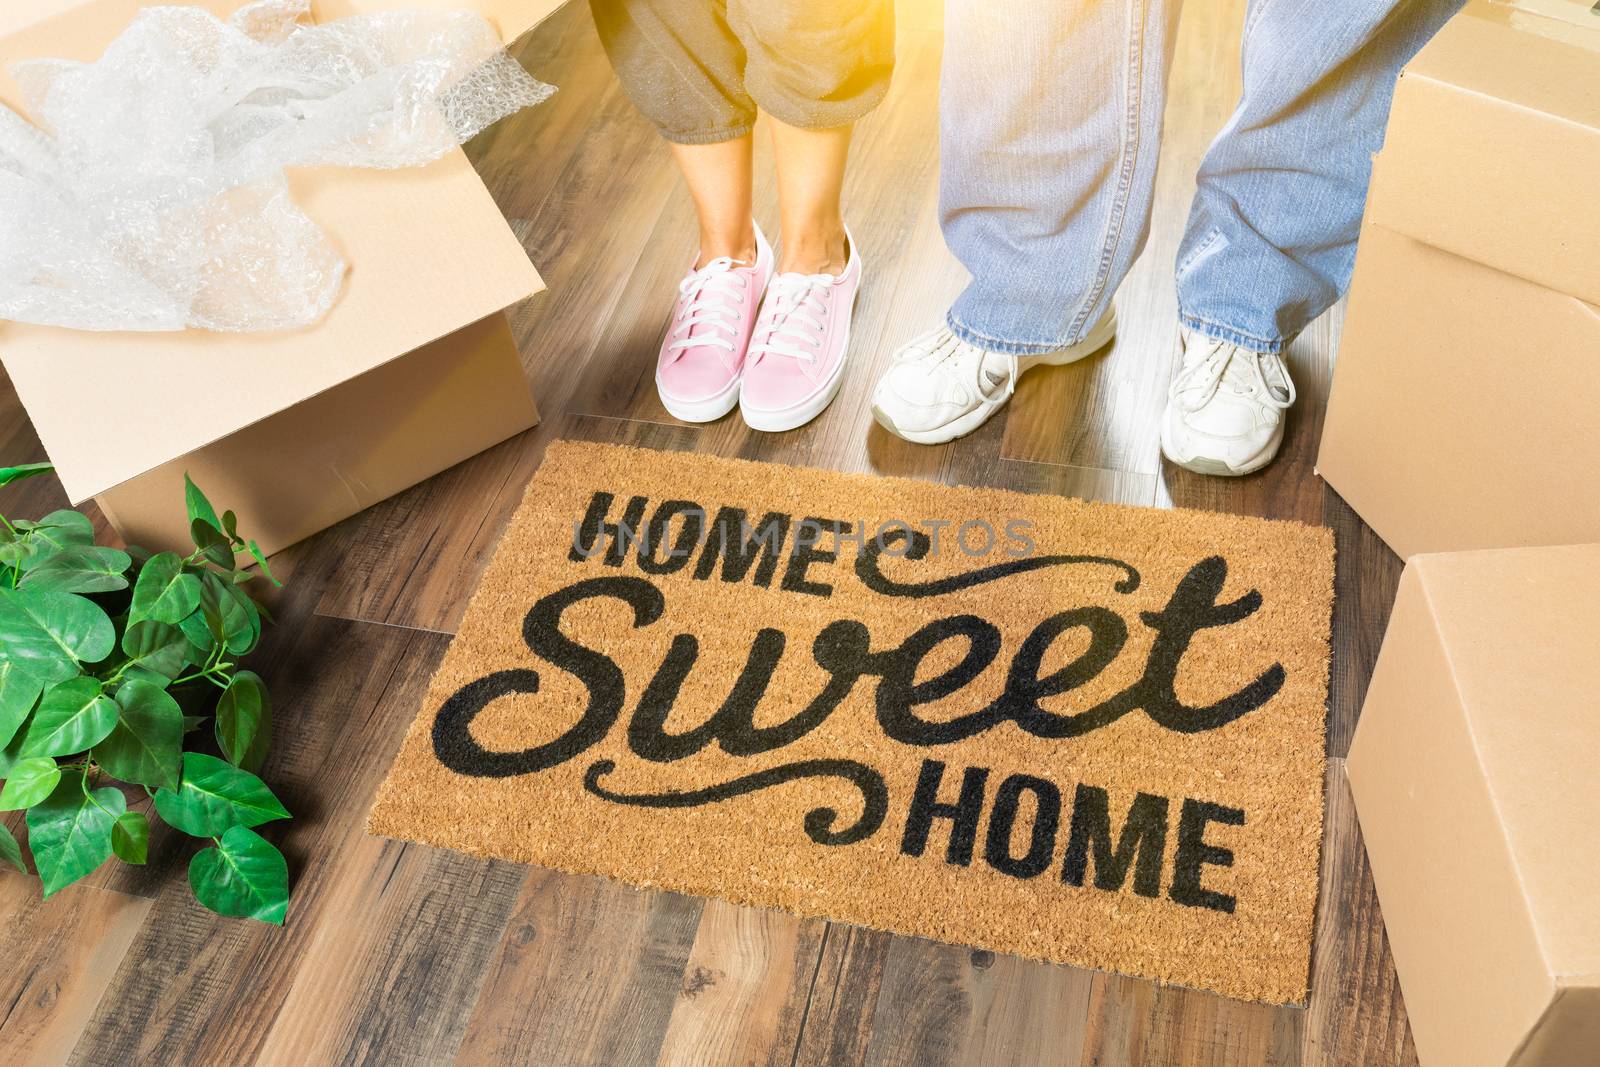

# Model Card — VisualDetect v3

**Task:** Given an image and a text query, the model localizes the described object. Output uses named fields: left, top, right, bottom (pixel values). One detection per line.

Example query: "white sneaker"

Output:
left=1160, top=329, right=1296, bottom=476
left=871, top=308, right=1117, bottom=445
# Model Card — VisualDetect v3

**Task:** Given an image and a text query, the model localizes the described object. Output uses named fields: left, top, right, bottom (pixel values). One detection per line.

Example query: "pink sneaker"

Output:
left=739, top=228, right=863, bottom=433
left=655, top=223, right=774, bottom=422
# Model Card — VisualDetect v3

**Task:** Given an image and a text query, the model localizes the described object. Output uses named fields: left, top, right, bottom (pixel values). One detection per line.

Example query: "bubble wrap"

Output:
left=0, top=0, right=554, bottom=332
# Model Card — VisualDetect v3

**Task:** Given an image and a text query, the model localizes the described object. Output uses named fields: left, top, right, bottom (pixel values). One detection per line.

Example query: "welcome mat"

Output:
left=369, top=442, right=1334, bottom=1004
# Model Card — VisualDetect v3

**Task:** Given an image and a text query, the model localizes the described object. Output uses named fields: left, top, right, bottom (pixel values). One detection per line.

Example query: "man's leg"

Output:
left=1160, top=0, right=1464, bottom=476
left=1175, top=0, right=1466, bottom=350
left=872, top=0, right=1182, bottom=445
left=942, top=0, right=1182, bottom=354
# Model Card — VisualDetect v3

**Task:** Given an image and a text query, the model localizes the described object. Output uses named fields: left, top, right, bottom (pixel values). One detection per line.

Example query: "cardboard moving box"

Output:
left=0, top=0, right=567, bottom=555
left=1347, top=544, right=1600, bottom=1067
left=1316, top=8, right=1600, bottom=559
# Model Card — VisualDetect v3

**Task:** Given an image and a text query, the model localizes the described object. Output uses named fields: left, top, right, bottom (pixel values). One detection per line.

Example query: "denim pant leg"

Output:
left=941, top=0, right=1184, bottom=355
left=1176, top=0, right=1465, bottom=351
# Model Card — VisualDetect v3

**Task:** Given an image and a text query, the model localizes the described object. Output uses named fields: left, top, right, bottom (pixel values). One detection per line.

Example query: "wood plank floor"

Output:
left=0, top=3, right=1417, bottom=1063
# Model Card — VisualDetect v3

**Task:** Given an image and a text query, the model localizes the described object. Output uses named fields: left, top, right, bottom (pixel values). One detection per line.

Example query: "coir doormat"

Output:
left=369, top=442, right=1334, bottom=1004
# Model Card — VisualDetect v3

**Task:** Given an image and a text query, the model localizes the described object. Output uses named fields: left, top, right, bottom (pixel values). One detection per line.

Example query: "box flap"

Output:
left=0, top=0, right=547, bottom=503
left=1413, top=544, right=1600, bottom=979
left=1371, top=11, right=1600, bottom=304
left=1486, top=0, right=1600, bottom=50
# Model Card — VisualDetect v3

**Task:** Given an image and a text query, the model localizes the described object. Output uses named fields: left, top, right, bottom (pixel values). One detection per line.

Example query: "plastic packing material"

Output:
left=0, top=0, right=554, bottom=332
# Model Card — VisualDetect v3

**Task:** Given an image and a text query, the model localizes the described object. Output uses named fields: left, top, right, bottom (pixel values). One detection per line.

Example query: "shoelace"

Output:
left=666, top=257, right=747, bottom=357
left=899, top=327, right=1018, bottom=402
left=1169, top=337, right=1296, bottom=413
left=749, top=273, right=832, bottom=365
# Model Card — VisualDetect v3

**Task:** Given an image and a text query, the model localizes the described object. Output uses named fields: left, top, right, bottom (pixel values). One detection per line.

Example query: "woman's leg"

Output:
left=730, top=0, right=893, bottom=275
left=728, top=0, right=892, bottom=430
left=671, top=135, right=758, bottom=267
left=590, top=0, right=759, bottom=265
left=590, top=0, right=774, bottom=423
left=767, top=120, right=851, bottom=275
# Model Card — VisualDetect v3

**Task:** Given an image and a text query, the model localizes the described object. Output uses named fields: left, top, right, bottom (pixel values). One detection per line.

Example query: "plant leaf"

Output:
left=0, top=661, right=43, bottom=750
left=190, top=519, right=234, bottom=570
left=189, top=825, right=288, bottom=924
left=15, top=510, right=95, bottom=556
left=94, top=680, right=182, bottom=791
left=0, top=588, right=116, bottom=686
left=112, top=811, right=149, bottom=865
left=179, top=593, right=223, bottom=655
left=0, top=462, right=53, bottom=488
left=216, top=671, right=270, bottom=772
left=214, top=577, right=259, bottom=655
left=25, top=769, right=124, bottom=896
left=0, top=526, right=28, bottom=567
left=0, top=726, right=26, bottom=778
left=19, top=545, right=131, bottom=595
left=222, top=510, right=240, bottom=544
left=183, top=573, right=252, bottom=657
left=129, top=552, right=202, bottom=625
left=0, top=755, right=60, bottom=809
left=119, top=620, right=190, bottom=681
left=246, top=541, right=281, bottom=587
left=153, top=751, right=288, bottom=837
left=19, top=677, right=119, bottom=759
left=181, top=714, right=206, bottom=734
left=0, top=821, right=24, bottom=873
left=184, top=475, right=223, bottom=536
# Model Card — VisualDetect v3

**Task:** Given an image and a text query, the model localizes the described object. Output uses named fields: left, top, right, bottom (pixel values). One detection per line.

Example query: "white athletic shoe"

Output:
left=871, top=308, right=1117, bottom=445
left=1160, top=329, right=1296, bottom=476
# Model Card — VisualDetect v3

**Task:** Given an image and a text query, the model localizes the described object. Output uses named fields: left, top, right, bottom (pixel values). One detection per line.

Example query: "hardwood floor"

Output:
left=0, top=2, right=1417, bottom=1063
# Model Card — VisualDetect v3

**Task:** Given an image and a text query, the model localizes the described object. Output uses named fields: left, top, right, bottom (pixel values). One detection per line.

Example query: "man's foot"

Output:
left=871, top=308, right=1116, bottom=445
left=739, top=227, right=863, bottom=433
left=656, top=222, right=774, bottom=423
left=1160, top=329, right=1296, bottom=476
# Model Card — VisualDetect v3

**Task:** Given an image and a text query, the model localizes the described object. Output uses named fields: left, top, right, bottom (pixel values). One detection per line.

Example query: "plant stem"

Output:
left=172, top=660, right=233, bottom=687
left=171, top=642, right=231, bottom=687
left=79, top=764, right=119, bottom=819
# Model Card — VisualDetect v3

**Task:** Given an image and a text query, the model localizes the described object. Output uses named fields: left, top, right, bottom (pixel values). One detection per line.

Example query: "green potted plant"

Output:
left=0, top=462, right=292, bottom=923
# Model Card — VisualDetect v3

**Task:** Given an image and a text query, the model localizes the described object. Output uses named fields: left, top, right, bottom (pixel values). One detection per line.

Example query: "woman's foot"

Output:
left=656, top=222, right=774, bottom=423
left=740, top=228, right=863, bottom=432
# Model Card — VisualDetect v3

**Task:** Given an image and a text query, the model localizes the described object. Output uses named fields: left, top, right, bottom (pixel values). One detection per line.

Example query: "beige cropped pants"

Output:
left=590, top=0, right=896, bottom=144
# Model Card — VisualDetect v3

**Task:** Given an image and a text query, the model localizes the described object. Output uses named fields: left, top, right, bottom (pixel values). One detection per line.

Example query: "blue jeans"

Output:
left=939, top=0, right=1464, bottom=355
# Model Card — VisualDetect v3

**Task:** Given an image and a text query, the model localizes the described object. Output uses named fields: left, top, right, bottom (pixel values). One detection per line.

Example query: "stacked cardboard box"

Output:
left=1317, top=4, right=1600, bottom=560
left=1348, top=544, right=1600, bottom=1066
left=0, top=0, right=567, bottom=556
left=1339, top=6, right=1600, bottom=1065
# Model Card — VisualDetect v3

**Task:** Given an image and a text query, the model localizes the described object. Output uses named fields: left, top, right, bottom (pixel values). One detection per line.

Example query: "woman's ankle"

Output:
left=777, top=221, right=848, bottom=275
left=695, top=223, right=758, bottom=268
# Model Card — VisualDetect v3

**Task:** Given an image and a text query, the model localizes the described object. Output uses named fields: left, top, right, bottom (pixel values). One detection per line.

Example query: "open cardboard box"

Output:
left=0, top=0, right=568, bottom=556
left=1347, top=543, right=1600, bottom=1066
left=1316, top=6, right=1600, bottom=559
